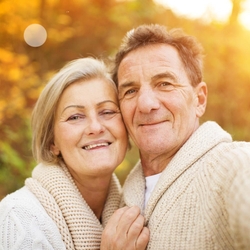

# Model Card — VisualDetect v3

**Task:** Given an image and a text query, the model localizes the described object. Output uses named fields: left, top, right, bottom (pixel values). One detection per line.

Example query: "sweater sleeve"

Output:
left=226, top=146, right=250, bottom=250
left=0, top=187, right=66, bottom=250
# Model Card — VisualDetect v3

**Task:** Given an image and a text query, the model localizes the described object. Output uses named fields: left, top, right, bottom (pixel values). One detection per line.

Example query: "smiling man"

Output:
left=108, top=24, right=250, bottom=249
left=117, top=42, right=206, bottom=177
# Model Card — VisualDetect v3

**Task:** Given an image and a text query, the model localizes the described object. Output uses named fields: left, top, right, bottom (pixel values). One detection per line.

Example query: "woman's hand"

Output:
left=101, top=206, right=149, bottom=250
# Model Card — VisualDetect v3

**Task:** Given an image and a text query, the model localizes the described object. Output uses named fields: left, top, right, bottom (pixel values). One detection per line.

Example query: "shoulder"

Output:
left=0, top=186, right=46, bottom=217
left=0, top=187, right=65, bottom=250
left=203, top=140, right=250, bottom=183
left=210, top=141, right=250, bottom=167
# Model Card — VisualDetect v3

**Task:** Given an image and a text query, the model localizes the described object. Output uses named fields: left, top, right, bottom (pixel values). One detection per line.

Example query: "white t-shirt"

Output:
left=144, top=173, right=162, bottom=210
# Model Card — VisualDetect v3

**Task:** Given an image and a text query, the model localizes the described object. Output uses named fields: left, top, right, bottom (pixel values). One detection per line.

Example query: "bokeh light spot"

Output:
left=24, top=24, right=47, bottom=47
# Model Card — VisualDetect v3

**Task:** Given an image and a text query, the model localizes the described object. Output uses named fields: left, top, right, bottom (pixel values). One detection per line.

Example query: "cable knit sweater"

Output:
left=0, top=163, right=121, bottom=250
left=121, top=121, right=250, bottom=250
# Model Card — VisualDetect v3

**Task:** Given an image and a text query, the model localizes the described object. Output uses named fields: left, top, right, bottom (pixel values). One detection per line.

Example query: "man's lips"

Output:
left=82, top=142, right=111, bottom=150
left=139, top=120, right=167, bottom=126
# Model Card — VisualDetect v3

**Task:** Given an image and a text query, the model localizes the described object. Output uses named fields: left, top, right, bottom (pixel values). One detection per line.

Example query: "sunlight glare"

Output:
left=239, top=1, right=250, bottom=30
left=155, top=0, right=233, bottom=22
left=154, top=0, right=250, bottom=30
left=154, top=0, right=232, bottom=22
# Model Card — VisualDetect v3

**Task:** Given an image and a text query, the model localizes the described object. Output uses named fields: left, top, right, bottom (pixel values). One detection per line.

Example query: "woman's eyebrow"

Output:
left=62, top=101, right=118, bottom=114
left=97, top=100, right=118, bottom=107
left=62, top=105, right=85, bottom=113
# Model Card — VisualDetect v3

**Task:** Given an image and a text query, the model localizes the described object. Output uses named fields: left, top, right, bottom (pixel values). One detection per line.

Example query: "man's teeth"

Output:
left=83, top=142, right=110, bottom=150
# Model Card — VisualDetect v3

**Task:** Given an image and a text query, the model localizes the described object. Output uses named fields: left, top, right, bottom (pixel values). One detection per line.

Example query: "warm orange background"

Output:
left=0, top=0, right=250, bottom=198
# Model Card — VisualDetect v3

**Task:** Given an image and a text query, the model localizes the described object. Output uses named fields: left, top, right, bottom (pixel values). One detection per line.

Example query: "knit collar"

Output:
left=122, top=121, right=232, bottom=222
left=25, top=162, right=121, bottom=250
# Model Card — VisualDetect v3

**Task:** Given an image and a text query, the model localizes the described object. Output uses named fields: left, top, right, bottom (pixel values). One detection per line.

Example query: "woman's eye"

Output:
left=101, top=110, right=117, bottom=116
left=67, top=114, right=83, bottom=121
left=99, top=109, right=120, bottom=120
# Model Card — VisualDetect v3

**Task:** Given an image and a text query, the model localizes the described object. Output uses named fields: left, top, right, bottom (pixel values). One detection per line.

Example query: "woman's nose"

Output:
left=85, top=117, right=105, bottom=135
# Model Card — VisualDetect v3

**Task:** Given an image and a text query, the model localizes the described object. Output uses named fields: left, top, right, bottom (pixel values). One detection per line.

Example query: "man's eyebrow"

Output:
left=118, top=81, right=135, bottom=92
left=151, top=72, right=177, bottom=82
left=118, top=72, right=178, bottom=92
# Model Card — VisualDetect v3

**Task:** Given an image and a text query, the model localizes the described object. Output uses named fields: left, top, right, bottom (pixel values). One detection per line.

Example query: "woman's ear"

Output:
left=195, top=81, right=207, bottom=118
left=50, top=143, right=60, bottom=156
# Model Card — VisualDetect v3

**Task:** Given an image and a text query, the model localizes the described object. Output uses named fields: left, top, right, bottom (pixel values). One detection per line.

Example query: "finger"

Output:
left=127, top=213, right=145, bottom=240
left=136, top=227, right=150, bottom=250
left=101, top=206, right=143, bottom=250
left=102, top=207, right=130, bottom=244
left=124, top=213, right=147, bottom=249
left=108, top=206, right=141, bottom=249
left=115, top=206, right=141, bottom=235
left=106, top=206, right=130, bottom=229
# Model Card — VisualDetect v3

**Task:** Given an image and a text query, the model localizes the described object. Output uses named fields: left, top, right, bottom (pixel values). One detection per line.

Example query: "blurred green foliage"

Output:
left=1, top=0, right=250, bottom=199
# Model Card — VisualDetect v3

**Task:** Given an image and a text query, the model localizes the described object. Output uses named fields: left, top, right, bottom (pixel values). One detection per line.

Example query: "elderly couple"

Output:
left=1, top=24, right=250, bottom=250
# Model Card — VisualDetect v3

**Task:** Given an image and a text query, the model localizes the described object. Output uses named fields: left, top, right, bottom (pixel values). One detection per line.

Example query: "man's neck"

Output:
left=140, top=153, right=174, bottom=177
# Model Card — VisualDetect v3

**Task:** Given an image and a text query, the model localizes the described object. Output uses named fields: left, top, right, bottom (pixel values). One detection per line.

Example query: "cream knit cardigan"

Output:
left=0, top=163, right=121, bottom=250
left=121, top=121, right=250, bottom=250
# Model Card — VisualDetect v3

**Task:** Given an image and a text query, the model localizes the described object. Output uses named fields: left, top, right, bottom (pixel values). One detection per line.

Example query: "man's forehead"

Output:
left=118, top=44, right=184, bottom=81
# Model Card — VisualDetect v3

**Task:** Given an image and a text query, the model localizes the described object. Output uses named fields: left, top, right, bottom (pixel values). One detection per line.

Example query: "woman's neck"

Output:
left=73, top=175, right=112, bottom=220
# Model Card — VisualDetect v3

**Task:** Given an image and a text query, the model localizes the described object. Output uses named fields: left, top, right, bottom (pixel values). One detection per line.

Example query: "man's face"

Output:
left=117, top=44, right=207, bottom=162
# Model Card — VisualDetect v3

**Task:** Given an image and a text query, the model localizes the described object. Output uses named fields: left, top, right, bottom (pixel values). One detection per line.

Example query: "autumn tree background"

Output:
left=0, top=0, right=250, bottom=199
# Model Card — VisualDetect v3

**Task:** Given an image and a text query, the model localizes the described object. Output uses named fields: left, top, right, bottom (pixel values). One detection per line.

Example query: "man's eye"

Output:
left=160, top=81, right=175, bottom=90
left=118, top=88, right=137, bottom=100
left=161, top=81, right=171, bottom=86
left=125, top=89, right=136, bottom=95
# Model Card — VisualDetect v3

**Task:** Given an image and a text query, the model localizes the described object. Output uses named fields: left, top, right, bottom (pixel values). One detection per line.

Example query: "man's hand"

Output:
left=101, top=206, right=149, bottom=250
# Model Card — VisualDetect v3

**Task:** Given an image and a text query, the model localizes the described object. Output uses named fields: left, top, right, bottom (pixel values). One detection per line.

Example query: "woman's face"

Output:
left=51, top=78, right=128, bottom=178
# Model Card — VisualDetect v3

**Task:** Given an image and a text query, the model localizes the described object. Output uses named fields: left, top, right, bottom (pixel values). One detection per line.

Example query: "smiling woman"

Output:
left=51, top=77, right=127, bottom=179
left=0, top=57, right=149, bottom=250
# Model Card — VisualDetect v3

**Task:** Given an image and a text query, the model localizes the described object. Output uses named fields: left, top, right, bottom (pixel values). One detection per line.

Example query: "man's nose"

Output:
left=137, top=88, right=160, bottom=113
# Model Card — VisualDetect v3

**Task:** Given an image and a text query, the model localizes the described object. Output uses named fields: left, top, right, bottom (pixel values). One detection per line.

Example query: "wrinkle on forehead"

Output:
left=118, top=44, right=188, bottom=86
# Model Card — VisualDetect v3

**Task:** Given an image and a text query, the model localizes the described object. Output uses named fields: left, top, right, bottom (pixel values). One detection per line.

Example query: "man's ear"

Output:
left=50, top=143, right=60, bottom=156
left=195, top=81, right=207, bottom=118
